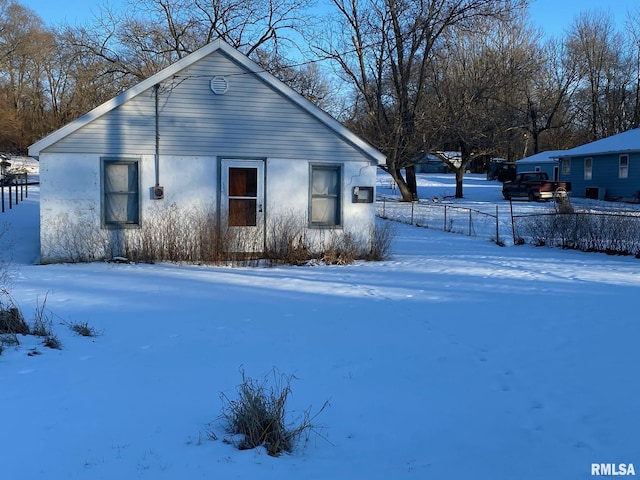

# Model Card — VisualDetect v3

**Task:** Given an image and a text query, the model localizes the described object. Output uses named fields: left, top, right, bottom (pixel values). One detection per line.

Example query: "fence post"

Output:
left=1, top=183, right=4, bottom=212
left=410, top=201, right=414, bottom=225
left=14, top=179, right=18, bottom=205
left=25, top=173, right=28, bottom=198
left=9, top=183, right=12, bottom=209
left=510, top=200, right=516, bottom=243
left=443, top=205, right=447, bottom=231
left=495, top=205, right=499, bottom=244
left=468, top=209, right=472, bottom=236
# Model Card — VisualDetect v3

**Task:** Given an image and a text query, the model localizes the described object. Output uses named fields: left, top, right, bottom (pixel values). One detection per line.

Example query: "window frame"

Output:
left=309, top=163, right=342, bottom=228
left=101, top=157, right=141, bottom=228
left=619, top=154, right=629, bottom=179
left=561, top=158, right=571, bottom=174
left=584, top=157, right=592, bottom=180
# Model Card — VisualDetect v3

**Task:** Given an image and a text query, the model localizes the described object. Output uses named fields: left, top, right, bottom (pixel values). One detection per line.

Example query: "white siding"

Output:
left=266, top=158, right=377, bottom=244
left=40, top=153, right=219, bottom=263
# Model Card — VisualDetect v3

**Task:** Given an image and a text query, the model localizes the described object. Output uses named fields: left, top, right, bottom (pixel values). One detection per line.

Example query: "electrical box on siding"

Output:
left=352, top=186, right=374, bottom=203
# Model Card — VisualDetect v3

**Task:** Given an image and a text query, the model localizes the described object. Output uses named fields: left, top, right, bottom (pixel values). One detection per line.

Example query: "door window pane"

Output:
left=229, top=168, right=257, bottom=196
left=229, top=199, right=257, bottom=226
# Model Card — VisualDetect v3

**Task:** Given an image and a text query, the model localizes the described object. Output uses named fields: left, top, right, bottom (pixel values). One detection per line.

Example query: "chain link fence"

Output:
left=511, top=210, right=640, bottom=256
left=377, top=194, right=640, bottom=256
left=376, top=195, right=504, bottom=244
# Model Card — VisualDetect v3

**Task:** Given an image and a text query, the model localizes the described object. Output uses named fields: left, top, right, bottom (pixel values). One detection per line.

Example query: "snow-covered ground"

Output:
left=1, top=163, right=638, bottom=479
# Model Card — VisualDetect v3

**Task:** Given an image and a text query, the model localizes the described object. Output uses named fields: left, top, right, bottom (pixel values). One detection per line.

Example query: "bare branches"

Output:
left=315, top=0, right=527, bottom=200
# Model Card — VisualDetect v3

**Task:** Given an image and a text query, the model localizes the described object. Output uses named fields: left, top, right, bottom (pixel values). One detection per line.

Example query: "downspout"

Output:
left=154, top=83, right=160, bottom=187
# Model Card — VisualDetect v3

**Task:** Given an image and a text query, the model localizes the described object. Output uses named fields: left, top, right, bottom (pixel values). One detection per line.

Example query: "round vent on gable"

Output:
left=210, top=76, right=229, bottom=94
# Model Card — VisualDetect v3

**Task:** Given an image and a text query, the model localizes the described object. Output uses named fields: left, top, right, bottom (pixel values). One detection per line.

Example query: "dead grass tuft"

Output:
left=219, top=367, right=328, bottom=456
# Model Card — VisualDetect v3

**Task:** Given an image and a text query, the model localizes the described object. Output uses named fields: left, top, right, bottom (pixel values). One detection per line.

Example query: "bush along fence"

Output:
left=376, top=195, right=503, bottom=245
left=1, top=173, right=30, bottom=213
left=510, top=209, right=640, bottom=257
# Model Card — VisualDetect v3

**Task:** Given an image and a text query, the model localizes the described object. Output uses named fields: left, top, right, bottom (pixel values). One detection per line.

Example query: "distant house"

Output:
left=414, top=151, right=463, bottom=174
left=555, top=129, right=640, bottom=201
left=516, top=150, right=565, bottom=180
left=414, top=153, right=449, bottom=173
left=28, top=39, right=386, bottom=263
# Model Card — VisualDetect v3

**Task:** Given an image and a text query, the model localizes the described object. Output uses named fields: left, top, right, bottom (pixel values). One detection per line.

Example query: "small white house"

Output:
left=29, top=39, right=385, bottom=263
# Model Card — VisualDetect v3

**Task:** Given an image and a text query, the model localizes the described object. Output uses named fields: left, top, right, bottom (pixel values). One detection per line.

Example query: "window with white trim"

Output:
left=310, top=165, right=341, bottom=227
left=619, top=155, right=629, bottom=179
left=562, top=158, right=571, bottom=174
left=584, top=157, right=592, bottom=180
left=102, top=159, right=140, bottom=226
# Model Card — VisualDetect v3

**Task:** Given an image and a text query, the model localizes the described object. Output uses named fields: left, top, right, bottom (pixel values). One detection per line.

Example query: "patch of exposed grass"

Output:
left=32, top=294, right=62, bottom=350
left=219, top=367, right=328, bottom=456
left=65, top=320, right=100, bottom=337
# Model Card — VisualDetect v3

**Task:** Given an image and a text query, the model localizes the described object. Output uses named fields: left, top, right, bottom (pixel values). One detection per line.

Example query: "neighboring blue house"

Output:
left=516, top=150, right=566, bottom=180
left=555, top=129, right=640, bottom=201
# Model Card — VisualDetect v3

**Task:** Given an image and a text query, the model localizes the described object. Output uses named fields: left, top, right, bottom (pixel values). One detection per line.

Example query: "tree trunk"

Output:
left=455, top=141, right=472, bottom=198
left=455, top=167, right=464, bottom=198
left=389, top=168, right=416, bottom=202
left=405, top=165, right=418, bottom=200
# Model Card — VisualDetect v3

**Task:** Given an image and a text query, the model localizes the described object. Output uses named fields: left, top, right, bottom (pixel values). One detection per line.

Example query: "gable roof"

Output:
left=556, top=128, right=640, bottom=158
left=518, top=150, right=565, bottom=164
left=29, top=39, right=386, bottom=165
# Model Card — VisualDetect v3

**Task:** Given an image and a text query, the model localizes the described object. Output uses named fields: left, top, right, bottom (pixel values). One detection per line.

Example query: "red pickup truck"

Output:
left=502, top=172, right=571, bottom=202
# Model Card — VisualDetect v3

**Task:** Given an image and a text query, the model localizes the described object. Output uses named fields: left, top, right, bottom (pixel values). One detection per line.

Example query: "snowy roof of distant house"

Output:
left=436, top=151, right=461, bottom=160
left=517, top=150, right=565, bottom=164
left=556, top=128, right=640, bottom=158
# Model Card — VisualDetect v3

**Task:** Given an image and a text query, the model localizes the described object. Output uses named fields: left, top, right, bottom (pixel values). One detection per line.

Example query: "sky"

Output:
left=18, top=0, right=640, bottom=38
left=1, top=161, right=639, bottom=479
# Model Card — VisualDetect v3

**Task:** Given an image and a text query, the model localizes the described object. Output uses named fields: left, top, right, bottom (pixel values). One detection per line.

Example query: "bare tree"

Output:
left=622, top=7, right=640, bottom=131
left=252, top=49, right=335, bottom=110
left=517, top=37, right=580, bottom=154
left=69, top=0, right=315, bottom=82
left=46, top=27, right=129, bottom=126
left=315, top=0, right=527, bottom=201
left=0, top=0, right=57, bottom=149
left=427, top=17, right=531, bottom=197
left=566, top=10, right=634, bottom=141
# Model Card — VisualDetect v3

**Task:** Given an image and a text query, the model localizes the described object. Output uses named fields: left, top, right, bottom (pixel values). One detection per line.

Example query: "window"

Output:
left=310, top=165, right=341, bottom=226
left=102, top=159, right=140, bottom=226
left=562, top=158, right=571, bottom=174
left=584, top=157, right=592, bottom=180
left=619, top=155, right=629, bottom=179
